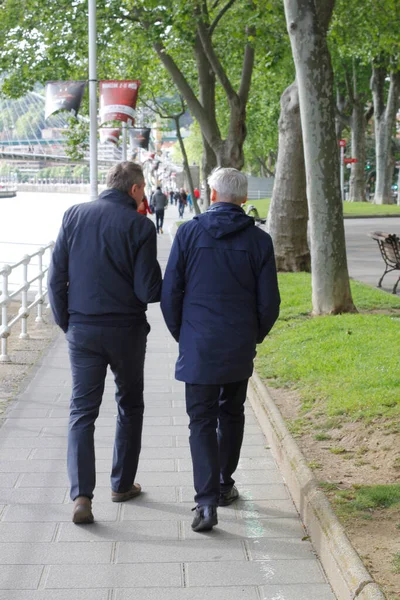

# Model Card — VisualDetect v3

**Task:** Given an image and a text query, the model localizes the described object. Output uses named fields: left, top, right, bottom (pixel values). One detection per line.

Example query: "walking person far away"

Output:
left=161, top=167, right=280, bottom=532
left=48, top=161, right=162, bottom=525
left=151, top=185, right=168, bottom=234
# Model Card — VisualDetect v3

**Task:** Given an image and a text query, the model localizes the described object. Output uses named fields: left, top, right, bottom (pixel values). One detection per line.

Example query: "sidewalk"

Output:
left=0, top=204, right=335, bottom=599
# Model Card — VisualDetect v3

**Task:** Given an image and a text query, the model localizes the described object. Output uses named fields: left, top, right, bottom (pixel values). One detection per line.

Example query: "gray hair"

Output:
left=106, top=161, right=144, bottom=193
left=207, top=167, right=248, bottom=203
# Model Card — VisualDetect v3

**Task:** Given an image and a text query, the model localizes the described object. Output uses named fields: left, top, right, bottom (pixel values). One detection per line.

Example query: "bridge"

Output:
left=0, top=89, right=122, bottom=167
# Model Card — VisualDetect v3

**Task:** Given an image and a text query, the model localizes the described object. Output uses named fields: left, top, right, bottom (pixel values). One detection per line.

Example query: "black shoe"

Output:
left=191, top=505, right=218, bottom=532
left=219, top=485, right=239, bottom=506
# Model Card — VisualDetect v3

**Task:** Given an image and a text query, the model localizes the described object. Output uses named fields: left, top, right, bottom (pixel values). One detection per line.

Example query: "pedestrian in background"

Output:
left=151, top=186, right=168, bottom=234
left=178, top=188, right=187, bottom=218
left=48, top=161, right=162, bottom=525
left=161, top=167, right=280, bottom=532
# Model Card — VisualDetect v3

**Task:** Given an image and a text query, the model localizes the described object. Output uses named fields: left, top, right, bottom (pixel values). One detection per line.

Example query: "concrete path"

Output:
left=0, top=204, right=335, bottom=599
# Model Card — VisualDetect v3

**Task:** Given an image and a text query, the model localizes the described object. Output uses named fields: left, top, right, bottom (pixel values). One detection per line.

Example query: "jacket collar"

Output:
left=208, top=202, right=245, bottom=214
left=99, top=188, right=137, bottom=209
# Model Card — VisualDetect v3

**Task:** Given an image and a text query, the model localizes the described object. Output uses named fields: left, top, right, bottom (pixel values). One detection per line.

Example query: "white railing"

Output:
left=0, top=242, right=54, bottom=363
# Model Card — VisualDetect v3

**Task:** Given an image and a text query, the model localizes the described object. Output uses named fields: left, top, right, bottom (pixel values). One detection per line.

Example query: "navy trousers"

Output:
left=155, top=210, right=165, bottom=233
left=66, top=323, right=148, bottom=501
left=185, top=379, right=248, bottom=506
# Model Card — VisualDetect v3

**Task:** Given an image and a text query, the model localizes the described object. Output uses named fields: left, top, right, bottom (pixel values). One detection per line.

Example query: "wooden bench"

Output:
left=369, top=231, right=400, bottom=294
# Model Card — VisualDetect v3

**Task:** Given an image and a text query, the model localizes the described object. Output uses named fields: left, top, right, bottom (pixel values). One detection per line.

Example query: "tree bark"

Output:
left=267, top=81, right=310, bottom=271
left=174, top=116, right=201, bottom=215
left=283, top=0, right=356, bottom=314
left=371, top=68, right=400, bottom=204
left=348, top=101, right=367, bottom=202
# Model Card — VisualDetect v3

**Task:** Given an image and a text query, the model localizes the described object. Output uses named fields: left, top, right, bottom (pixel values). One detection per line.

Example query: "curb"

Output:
left=247, top=371, right=386, bottom=600
left=344, top=214, right=400, bottom=219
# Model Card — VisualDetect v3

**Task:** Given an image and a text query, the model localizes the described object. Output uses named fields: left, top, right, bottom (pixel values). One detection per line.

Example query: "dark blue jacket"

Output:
left=161, top=202, right=280, bottom=384
left=48, top=188, right=162, bottom=332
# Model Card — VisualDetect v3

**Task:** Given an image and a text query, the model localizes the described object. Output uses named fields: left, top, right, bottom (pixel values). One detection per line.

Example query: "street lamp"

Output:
left=88, top=0, right=98, bottom=200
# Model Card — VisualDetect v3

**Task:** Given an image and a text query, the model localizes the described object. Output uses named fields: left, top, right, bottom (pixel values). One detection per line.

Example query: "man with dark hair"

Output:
left=161, top=167, right=280, bottom=532
left=48, top=161, right=162, bottom=524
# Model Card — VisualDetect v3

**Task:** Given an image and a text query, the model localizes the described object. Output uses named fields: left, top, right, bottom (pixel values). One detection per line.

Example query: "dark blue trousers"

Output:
left=185, top=379, right=248, bottom=506
left=66, top=323, right=148, bottom=501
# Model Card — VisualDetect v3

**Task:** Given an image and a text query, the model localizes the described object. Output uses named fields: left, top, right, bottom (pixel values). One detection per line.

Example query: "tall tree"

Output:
left=283, top=0, right=355, bottom=313
left=330, top=0, right=400, bottom=204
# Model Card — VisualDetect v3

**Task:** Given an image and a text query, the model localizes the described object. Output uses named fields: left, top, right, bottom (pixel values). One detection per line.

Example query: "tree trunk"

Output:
left=371, top=69, right=400, bottom=204
left=201, top=135, right=217, bottom=209
left=267, top=81, right=310, bottom=271
left=174, top=117, right=201, bottom=215
left=284, top=0, right=356, bottom=314
left=348, top=102, right=367, bottom=202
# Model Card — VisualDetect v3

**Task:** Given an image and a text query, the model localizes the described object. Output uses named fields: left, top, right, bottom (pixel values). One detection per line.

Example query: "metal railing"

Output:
left=0, top=242, right=54, bottom=363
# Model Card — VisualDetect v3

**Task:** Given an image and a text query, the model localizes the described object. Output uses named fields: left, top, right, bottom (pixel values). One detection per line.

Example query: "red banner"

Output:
left=99, top=80, right=141, bottom=126
left=45, top=81, right=87, bottom=120
left=99, top=128, right=121, bottom=145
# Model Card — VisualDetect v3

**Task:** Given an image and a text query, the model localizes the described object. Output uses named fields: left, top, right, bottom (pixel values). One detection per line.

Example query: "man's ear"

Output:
left=210, top=188, right=217, bottom=203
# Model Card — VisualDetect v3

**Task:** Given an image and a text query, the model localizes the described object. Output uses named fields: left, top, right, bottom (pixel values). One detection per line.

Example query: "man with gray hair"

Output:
left=161, top=167, right=280, bottom=532
left=49, top=161, right=162, bottom=524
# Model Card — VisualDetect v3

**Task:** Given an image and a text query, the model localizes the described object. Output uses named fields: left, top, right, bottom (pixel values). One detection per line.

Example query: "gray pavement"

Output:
left=0, top=204, right=335, bottom=598
left=345, top=217, right=400, bottom=292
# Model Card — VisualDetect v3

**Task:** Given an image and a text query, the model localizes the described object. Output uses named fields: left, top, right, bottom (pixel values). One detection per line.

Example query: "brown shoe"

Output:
left=72, top=496, right=94, bottom=524
left=111, top=483, right=142, bottom=503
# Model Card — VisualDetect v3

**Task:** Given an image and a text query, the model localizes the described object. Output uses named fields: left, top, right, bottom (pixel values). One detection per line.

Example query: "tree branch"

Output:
left=209, top=0, right=237, bottom=36
left=149, top=38, right=220, bottom=148
left=316, top=0, right=336, bottom=33
left=196, top=18, right=236, bottom=101
left=238, top=26, right=255, bottom=105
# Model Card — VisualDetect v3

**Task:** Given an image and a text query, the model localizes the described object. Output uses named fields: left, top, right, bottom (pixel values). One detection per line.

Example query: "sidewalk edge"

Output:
left=248, top=371, right=386, bottom=600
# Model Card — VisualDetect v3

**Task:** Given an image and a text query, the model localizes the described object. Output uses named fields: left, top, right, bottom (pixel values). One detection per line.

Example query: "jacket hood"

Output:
left=194, top=202, right=254, bottom=239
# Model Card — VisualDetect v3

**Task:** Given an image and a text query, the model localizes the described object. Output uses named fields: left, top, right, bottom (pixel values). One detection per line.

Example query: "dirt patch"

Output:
left=267, top=384, right=400, bottom=600
left=0, top=308, right=59, bottom=420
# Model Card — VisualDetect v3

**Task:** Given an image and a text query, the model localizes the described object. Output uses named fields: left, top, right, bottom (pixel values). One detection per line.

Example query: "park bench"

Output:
left=369, top=231, right=400, bottom=294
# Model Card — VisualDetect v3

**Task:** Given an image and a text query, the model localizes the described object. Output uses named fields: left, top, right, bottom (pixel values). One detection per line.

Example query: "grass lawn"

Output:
left=247, top=199, right=400, bottom=218
left=256, top=273, right=400, bottom=420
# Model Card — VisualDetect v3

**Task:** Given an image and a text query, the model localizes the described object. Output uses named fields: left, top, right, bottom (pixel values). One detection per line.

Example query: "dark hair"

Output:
left=156, top=186, right=161, bottom=191
left=106, top=161, right=144, bottom=193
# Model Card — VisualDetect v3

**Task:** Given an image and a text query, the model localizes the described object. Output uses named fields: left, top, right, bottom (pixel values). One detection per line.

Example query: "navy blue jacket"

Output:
left=161, top=202, right=280, bottom=384
left=48, top=188, right=162, bottom=332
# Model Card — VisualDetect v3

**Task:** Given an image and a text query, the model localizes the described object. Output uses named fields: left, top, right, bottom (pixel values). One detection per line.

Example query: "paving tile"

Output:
left=179, top=485, right=290, bottom=504
left=0, top=522, right=56, bottom=542
left=0, top=473, right=19, bottom=488
left=122, top=502, right=237, bottom=523
left=176, top=457, right=276, bottom=472
left=2, top=503, right=118, bottom=522
left=94, top=485, right=178, bottom=504
left=116, top=588, right=259, bottom=600
left=0, top=488, right=67, bottom=504
left=0, top=591, right=109, bottom=600
left=236, top=500, right=300, bottom=519
left=246, top=537, right=316, bottom=560
left=0, top=437, right=67, bottom=449
left=116, top=539, right=245, bottom=563
left=122, top=471, right=194, bottom=487
left=182, top=518, right=305, bottom=540
left=235, top=486, right=292, bottom=503
left=258, top=584, right=336, bottom=599
left=0, top=565, right=43, bottom=589
left=6, top=409, right=51, bottom=418
left=186, top=560, right=326, bottom=586
left=45, top=563, right=182, bottom=589
left=0, top=542, right=113, bottom=564
left=58, top=520, right=180, bottom=542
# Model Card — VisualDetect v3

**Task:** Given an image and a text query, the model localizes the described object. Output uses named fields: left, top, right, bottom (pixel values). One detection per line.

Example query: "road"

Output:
left=344, top=217, right=400, bottom=293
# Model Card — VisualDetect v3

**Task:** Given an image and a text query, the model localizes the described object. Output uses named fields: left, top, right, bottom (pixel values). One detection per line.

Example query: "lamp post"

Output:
left=88, top=0, right=98, bottom=200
